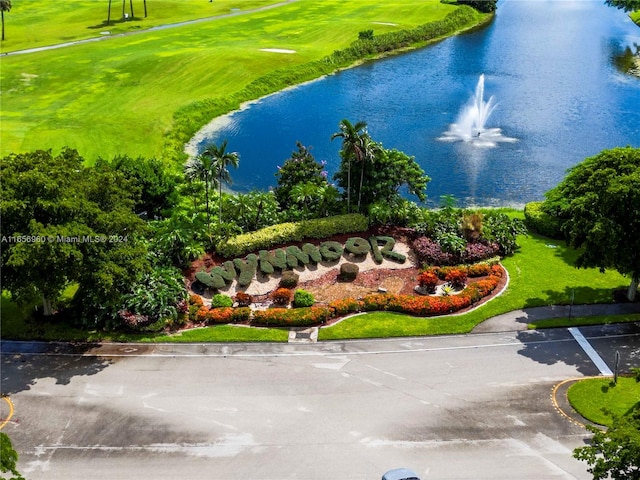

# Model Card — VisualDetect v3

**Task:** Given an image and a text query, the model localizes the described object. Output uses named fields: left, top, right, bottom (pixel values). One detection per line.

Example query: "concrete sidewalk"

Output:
left=472, top=302, right=640, bottom=333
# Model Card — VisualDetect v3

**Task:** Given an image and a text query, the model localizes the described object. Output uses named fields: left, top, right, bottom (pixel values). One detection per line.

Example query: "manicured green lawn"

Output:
left=568, top=377, right=640, bottom=426
left=0, top=0, right=282, bottom=53
left=0, top=0, right=466, bottom=162
left=528, top=313, right=640, bottom=330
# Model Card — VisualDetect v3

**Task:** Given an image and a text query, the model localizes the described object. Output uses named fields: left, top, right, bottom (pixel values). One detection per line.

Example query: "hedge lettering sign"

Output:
left=196, top=236, right=406, bottom=289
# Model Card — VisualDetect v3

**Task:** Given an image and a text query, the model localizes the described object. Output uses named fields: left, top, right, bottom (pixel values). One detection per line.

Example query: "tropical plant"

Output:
left=274, top=142, right=328, bottom=208
left=121, top=266, right=187, bottom=326
left=1, top=0, right=11, bottom=41
left=210, top=140, right=240, bottom=225
left=184, top=148, right=218, bottom=234
left=331, top=119, right=369, bottom=213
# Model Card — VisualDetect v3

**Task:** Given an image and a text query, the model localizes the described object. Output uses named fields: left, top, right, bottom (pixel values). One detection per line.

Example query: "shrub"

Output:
left=345, top=237, right=371, bottom=256
left=524, top=201, right=563, bottom=238
left=293, top=289, right=315, bottom=308
left=216, top=214, right=368, bottom=258
left=319, top=241, right=344, bottom=261
left=195, top=271, right=226, bottom=290
left=231, top=307, right=252, bottom=323
left=339, top=263, right=359, bottom=281
left=271, top=288, right=292, bottom=306
left=412, top=237, right=454, bottom=266
left=234, top=254, right=258, bottom=287
left=195, top=305, right=210, bottom=323
left=188, top=294, right=204, bottom=306
left=279, top=271, right=299, bottom=288
left=328, top=298, right=362, bottom=316
left=466, top=263, right=492, bottom=277
left=460, top=242, right=500, bottom=263
left=445, top=268, right=467, bottom=289
left=206, top=307, right=234, bottom=324
left=211, top=294, right=233, bottom=308
left=252, top=306, right=331, bottom=327
left=417, top=271, right=439, bottom=293
left=234, top=291, right=253, bottom=307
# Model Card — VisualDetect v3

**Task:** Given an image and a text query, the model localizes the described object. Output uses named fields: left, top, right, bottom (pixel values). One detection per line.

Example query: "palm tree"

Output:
left=208, top=140, right=240, bottom=225
left=331, top=119, right=368, bottom=213
left=184, top=148, right=218, bottom=233
left=289, top=182, right=319, bottom=219
left=107, top=0, right=112, bottom=25
left=1, top=0, right=12, bottom=41
left=354, top=135, right=380, bottom=213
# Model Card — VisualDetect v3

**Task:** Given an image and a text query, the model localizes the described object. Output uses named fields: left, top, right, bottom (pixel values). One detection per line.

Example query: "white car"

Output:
left=381, top=468, right=421, bottom=480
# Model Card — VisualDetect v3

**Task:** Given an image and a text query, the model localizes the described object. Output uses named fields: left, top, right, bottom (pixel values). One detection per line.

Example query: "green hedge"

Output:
left=524, top=202, right=563, bottom=239
left=216, top=214, right=368, bottom=258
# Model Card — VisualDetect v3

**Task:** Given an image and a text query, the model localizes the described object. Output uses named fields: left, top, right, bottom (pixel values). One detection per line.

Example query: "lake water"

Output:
left=191, top=0, right=640, bottom=207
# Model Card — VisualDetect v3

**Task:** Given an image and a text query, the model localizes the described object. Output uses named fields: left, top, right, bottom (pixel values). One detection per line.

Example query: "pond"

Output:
left=190, top=0, right=640, bottom=207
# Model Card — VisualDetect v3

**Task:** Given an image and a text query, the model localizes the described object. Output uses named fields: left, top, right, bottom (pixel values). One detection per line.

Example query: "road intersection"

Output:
left=1, top=321, right=639, bottom=479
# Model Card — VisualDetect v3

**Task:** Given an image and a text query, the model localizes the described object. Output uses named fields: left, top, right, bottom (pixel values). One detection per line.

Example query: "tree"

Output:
left=543, top=147, right=640, bottom=301
left=273, top=142, right=328, bottom=208
left=1, top=0, right=11, bottom=41
left=457, top=1, right=498, bottom=13
left=605, top=0, right=640, bottom=12
left=331, top=119, right=369, bottom=213
left=334, top=144, right=430, bottom=213
left=96, top=155, right=179, bottom=219
left=0, top=432, right=24, bottom=480
left=208, top=139, right=239, bottom=225
left=0, top=149, right=148, bottom=325
left=573, top=405, right=640, bottom=480
left=184, top=147, right=218, bottom=233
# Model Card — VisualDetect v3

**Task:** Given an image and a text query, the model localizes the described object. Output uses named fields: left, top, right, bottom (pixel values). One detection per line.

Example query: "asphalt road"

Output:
left=2, top=323, right=639, bottom=480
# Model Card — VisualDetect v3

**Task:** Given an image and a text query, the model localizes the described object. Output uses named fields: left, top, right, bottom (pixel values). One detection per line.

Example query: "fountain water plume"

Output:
left=439, top=74, right=515, bottom=147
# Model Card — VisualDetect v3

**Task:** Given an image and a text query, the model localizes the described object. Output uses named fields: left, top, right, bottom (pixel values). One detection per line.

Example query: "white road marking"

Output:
left=568, top=327, right=613, bottom=375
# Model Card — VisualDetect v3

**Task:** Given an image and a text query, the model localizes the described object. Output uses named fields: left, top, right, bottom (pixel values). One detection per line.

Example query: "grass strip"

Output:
left=528, top=313, right=640, bottom=330
left=567, top=377, right=640, bottom=426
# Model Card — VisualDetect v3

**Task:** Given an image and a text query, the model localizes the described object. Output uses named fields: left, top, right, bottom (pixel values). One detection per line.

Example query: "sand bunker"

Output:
left=260, top=48, right=296, bottom=54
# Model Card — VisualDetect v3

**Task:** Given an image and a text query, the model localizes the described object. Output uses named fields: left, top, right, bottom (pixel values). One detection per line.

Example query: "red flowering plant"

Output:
left=271, top=288, right=292, bottom=306
left=188, top=294, right=204, bottom=306
left=467, top=263, right=492, bottom=277
left=328, top=298, right=361, bottom=317
left=234, top=291, right=253, bottom=307
left=195, top=305, right=210, bottom=323
left=444, top=268, right=467, bottom=289
left=361, top=293, right=395, bottom=312
left=417, top=271, right=439, bottom=294
left=252, top=306, right=331, bottom=327
left=207, top=307, right=235, bottom=324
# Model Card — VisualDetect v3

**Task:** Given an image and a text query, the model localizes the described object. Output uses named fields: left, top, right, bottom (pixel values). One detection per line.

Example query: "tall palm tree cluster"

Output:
left=184, top=140, right=239, bottom=234
left=331, top=119, right=379, bottom=213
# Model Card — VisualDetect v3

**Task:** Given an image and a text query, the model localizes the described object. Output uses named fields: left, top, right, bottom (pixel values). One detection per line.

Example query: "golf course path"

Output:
left=3, top=0, right=300, bottom=57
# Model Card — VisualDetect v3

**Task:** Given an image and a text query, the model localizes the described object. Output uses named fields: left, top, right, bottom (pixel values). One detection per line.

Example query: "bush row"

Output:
left=523, top=201, right=563, bottom=239
left=185, top=265, right=503, bottom=327
left=215, top=214, right=369, bottom=258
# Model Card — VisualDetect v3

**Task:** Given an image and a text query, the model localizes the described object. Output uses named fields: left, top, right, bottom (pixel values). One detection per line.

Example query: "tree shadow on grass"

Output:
left=1, top=342, right=114, bottom=395
left=524, top=285, right=617, bottom=308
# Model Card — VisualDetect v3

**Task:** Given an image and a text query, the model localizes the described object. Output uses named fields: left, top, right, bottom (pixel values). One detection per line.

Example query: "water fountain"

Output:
left=439, top=74, right=516, bottom=147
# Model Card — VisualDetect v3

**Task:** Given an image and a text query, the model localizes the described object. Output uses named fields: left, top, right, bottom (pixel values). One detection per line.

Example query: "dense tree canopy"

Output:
left=96, top=155, right=179, bottom=220
left=0, top=148, right=148, bottom=325
left=605, top=0, right=640, bottom=12
left=543, top=147, right=640, bottom=300
left=457, top=0, right=497, bottom=13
